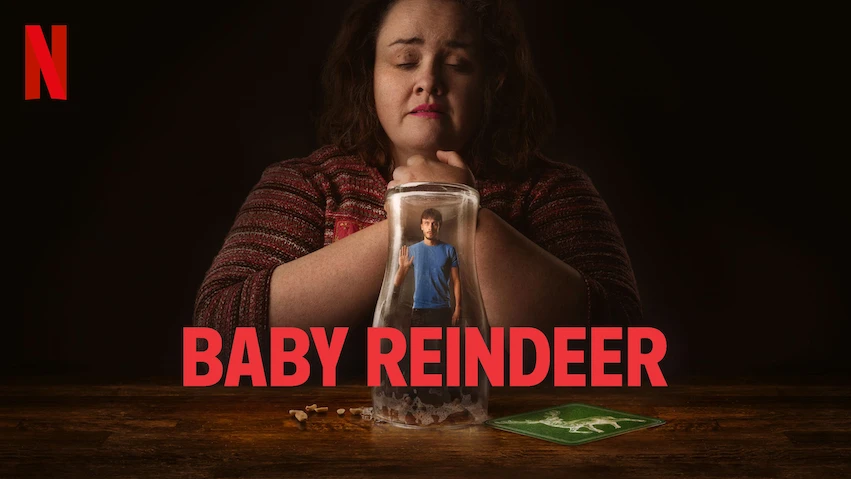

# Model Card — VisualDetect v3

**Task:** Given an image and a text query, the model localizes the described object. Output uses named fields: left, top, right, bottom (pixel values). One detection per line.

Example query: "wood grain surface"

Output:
left=2, top=377, right=849, bottom=478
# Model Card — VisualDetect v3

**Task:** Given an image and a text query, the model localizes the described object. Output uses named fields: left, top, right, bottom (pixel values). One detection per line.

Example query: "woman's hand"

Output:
left=387, top=150, right=476, bottom=189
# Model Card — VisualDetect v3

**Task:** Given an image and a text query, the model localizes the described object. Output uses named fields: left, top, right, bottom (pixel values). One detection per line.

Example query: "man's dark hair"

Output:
left=318, top=0, right=555, bottom=178
left=421, top=208, right=443, bottom=223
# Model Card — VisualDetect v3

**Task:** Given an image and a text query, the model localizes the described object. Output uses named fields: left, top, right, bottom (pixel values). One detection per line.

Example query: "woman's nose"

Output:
left=414, top=62, right=444, bottom=96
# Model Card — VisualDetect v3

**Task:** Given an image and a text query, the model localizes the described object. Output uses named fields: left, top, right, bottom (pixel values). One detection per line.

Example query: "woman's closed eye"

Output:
left=446, top=60, right=473, bottom=73
left=395, top=60, right=474, bottom=73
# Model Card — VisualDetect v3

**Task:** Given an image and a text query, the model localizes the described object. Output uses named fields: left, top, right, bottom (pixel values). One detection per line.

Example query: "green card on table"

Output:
left=485, top=403, right=665, bottom=445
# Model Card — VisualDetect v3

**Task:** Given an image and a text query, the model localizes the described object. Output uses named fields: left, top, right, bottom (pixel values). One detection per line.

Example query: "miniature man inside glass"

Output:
left=393, top=207, right=460, bottom=404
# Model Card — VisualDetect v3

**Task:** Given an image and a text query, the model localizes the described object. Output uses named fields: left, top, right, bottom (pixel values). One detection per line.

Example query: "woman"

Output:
left=193, top=0, right=641, bottom=370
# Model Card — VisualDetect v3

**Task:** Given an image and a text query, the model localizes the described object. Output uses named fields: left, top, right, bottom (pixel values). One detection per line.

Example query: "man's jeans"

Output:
left=401, top=307, right=453, bottom=399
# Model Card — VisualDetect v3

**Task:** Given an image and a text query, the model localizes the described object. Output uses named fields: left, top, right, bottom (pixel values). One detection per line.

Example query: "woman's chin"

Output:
left=398, top=138, right=457, bottom=156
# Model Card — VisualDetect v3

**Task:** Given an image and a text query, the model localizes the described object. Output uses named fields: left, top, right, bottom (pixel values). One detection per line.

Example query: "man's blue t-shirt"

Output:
left=408, top=241, right=459, bottom=309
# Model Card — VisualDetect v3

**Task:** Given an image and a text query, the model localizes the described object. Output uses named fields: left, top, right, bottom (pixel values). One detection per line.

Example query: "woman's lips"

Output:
left=410, top=111, right=443, bottom=119
left=410, top=104, right=445, bottom=119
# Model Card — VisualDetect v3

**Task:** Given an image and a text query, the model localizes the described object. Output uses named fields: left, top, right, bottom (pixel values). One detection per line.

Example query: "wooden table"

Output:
left=2, top=376, right=849, bottom=478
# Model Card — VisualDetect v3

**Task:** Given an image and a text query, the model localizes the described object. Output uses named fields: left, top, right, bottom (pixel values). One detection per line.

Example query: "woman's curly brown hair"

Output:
left=317, top=0, right=555, bottom=178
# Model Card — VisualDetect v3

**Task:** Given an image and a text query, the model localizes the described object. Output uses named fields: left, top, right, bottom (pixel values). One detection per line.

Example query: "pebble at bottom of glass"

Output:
left=372, top=389, right=489, bottom=428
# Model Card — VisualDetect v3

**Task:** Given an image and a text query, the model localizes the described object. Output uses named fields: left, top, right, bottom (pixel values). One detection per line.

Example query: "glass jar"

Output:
left=371, top=182, right=490, bottom=428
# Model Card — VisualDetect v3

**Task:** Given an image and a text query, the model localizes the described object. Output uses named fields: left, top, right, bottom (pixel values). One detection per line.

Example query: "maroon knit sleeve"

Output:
left=525, top=163, right=642, bottom=326
left=192, top=161, right=325, bottom=355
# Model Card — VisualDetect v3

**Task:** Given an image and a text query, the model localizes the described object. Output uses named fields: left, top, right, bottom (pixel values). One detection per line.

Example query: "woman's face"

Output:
left=374, top=0, right=484, bottom=165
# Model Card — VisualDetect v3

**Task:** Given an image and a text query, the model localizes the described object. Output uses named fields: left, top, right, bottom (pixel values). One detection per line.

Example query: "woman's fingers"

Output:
left=389, top=170, right=416, bottom=189
left=387, top=152, right=474, bottom=189
left=436, top=150, right=476, bottom=187
left=392, top=166, right=407, bottom=182
left=407, top=155, right=426, bottom=167
left=435, top=150, right=466, bottom=168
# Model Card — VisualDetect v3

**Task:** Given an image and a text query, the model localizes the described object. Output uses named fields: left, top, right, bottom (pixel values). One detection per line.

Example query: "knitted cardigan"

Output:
left=193, top=145, right=642, bottom=356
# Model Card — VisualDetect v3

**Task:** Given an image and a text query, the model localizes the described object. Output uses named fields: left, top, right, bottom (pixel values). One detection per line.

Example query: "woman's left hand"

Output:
left=387, top=150, right=476, bottom=189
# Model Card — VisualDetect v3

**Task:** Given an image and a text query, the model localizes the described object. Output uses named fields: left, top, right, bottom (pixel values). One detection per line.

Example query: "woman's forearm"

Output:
left=268, top=207, right=589, bottom=331
left=475, top=208, right=587, bottom=330
left=269, top=220, right=389, bottom=328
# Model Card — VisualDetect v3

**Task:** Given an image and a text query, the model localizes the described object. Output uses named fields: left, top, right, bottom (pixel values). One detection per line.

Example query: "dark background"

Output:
left=9, top=1, right=847, bottom=382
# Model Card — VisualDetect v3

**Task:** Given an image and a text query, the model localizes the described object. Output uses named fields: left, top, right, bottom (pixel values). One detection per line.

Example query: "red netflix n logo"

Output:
left=24, top=25, right=67, bottom=100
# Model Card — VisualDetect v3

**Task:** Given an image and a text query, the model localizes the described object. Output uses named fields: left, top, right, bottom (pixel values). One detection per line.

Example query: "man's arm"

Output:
left=450, top=266, right=461, bottom=325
